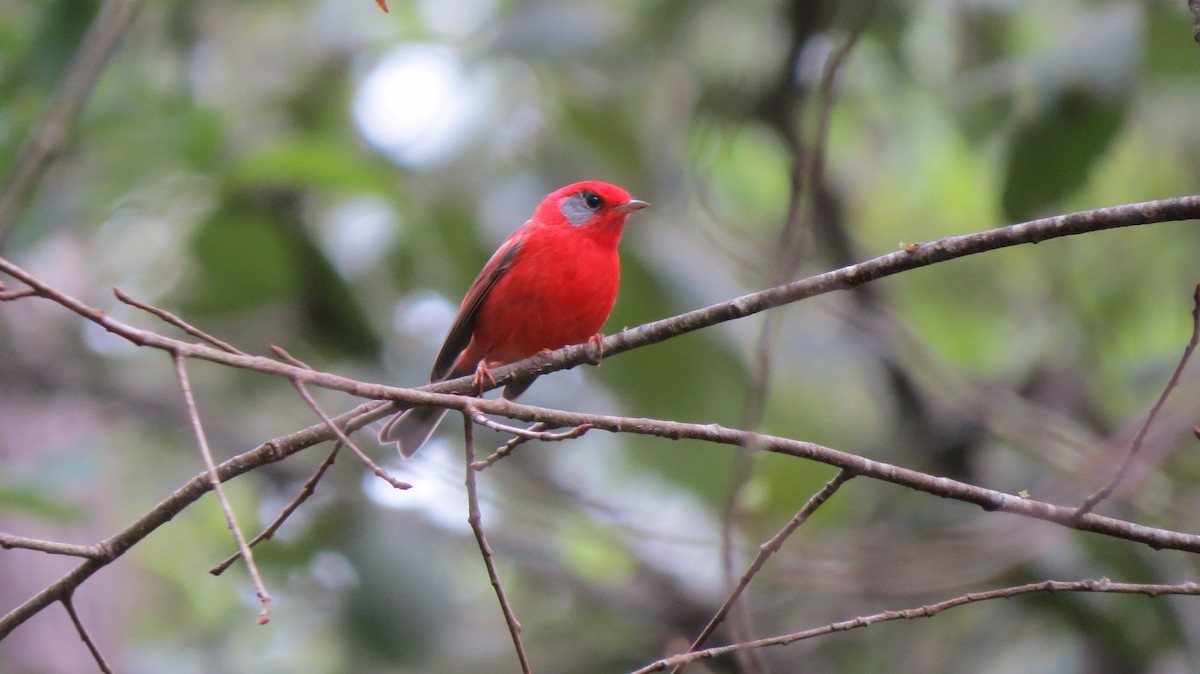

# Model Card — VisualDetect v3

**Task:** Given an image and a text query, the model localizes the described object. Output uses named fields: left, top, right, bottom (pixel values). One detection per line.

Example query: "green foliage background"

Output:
left=3, top=1, right=1200, bottom=672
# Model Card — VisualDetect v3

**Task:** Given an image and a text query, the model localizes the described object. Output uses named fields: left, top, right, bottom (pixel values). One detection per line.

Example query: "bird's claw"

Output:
left=588, top=333, right=605, bottom=366
left=473, top=361, right=497, bottom=395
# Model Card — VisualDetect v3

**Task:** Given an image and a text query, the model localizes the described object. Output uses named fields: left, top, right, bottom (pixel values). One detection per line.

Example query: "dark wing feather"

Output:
left=429, top=238, right=524, bottom=381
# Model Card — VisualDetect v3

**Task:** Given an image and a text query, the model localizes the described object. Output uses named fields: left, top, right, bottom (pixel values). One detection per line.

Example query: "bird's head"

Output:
left=537, top=181, right=649, bottom=237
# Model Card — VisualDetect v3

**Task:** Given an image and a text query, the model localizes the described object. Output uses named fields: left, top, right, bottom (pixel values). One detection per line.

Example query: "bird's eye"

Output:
left=583, top=192, right=603, bottom=210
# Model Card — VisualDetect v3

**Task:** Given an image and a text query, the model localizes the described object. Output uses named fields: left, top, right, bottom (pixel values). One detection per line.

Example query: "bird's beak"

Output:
left=617, top=199, right=650, bottom=214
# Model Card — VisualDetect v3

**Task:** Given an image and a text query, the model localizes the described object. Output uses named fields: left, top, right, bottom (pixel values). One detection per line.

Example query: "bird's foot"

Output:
left=588, top=333, right=605, bottom=366
left=473, top=361, right=497, bottom=395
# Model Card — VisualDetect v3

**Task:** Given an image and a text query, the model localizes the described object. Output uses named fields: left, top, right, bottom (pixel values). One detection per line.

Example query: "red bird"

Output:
left=380, top=181, right=649, bottom=457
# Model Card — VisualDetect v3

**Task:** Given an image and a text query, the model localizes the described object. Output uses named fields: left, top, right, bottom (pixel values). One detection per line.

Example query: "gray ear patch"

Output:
left=560, top=193, right=597, bottom=226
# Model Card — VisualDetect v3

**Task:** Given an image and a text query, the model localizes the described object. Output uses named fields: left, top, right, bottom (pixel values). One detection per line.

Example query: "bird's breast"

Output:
left=472, top=230, right=621, bottom=364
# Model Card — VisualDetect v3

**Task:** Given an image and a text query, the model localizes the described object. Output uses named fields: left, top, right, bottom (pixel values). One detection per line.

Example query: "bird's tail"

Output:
left=379, top=406, right=450, bottom=458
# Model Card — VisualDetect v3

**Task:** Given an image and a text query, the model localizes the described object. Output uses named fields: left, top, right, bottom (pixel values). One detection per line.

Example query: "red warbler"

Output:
left=380, top=180, right=648, bottom=457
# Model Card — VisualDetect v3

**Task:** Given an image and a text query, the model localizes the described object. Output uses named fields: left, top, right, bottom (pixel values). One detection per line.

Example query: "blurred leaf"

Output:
left=558, top=514, right=636, bottom=584
left=0, top=484, right=84, bottom=521
left=696, top=123, right=791, bottom=230
left=558, top=100, right=646, bottom=175
left=175, top=106, right=226, bottom=170
left=184, top=189, right=381, bottom=358
left=1144, top=4, right=1200, bottom=78
left=606, top=256, right=747, bottom=499
left=339, top=516, right=451, bottom=666
left=28, top=0, right=98, bottom=88
left=951, top=7, right=1017, bottom=144
left=1001, top=88, right=1126, bottom=221
left=954, top=92, right=1014, bottom=147
left=286, top=216, right=382, bottom=359
left=186, top=195, right=299, bottom=315
left=235, top=135, right=394, bottom=194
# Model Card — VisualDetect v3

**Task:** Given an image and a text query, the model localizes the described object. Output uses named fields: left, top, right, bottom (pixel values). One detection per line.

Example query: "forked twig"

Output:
left=0, top=286, right=37, bottom=301
left=1076, top=283, right=1200, bottom=517
left=115, top=288, right=245, bottom=354
left=269, top=344, right=310, bottom=369
left=676, top=469, right=855, bottom=673
left=475, top=422, right=549, bottom=469
left=272, top=345, right=411, bottom=491
left=173, top=353, right=271, bottom=624
left=292, top=380, right=410, bottom=489
left=466, top=406, right=591, bottom=470
left=210, top=443, right=343, bottom=576
left=463, top=412, right=532, bottom=674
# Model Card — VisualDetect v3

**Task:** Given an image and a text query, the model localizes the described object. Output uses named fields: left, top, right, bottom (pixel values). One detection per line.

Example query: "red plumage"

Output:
left=380, top=181, right=649, bottom=457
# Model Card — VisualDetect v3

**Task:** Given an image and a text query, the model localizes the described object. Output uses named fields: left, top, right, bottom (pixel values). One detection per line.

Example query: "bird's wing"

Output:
left=429, top=236, right=525, bottom=381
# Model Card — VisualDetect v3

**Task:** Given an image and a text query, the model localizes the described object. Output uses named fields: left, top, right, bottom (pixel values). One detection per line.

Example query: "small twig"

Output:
left=473, top=422, right=550, bottom=469
left=0, top=534, right=103, bottom=559
left=1076, top=283, right=1200, bottom=517
left=115, top=288, right=245, bottom=354
left=271, top=344, right=409, bottom=490
left=269, top=344, right=310, bottom=368
left=173, top=352, right=272, bottom=624
left=0, top=0, right=143, bottom=247
left=61, top=594, right=112, bottom=674
left=287, top=374, right=411, bottom=491
left=466, top=407, right=590, bottom=470
left=473, top=415, right=589, bottom=443
left=635, top=579, right=1200, bottom=673
left=675, top=469, right=855, bottom=674
left=211, top=443, right=343, bottom=576
left=0, top=287, right=37, bottom=301
left=463, top=412, right=533, bottom=674
left=6, top=194, right=1200, bottom=409
left=798, top=0, right=879, bottom=224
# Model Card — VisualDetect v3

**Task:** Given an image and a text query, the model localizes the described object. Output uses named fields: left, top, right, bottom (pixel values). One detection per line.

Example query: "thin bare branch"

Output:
left=173, top=353, right=271, bottom=624
left=9, top=378, right=1200, bottom=644
left=270, top=344, right=408, bottom=490
left=677, top=470, right=855, bottom=673
left=0, top=287, right=37, bottom=301
left=633, top=579, right=1200, bottom=673
left=0, top=0, right=143, bottom=247
left=61, top=594, right=112, bottom=674
left=114, top=288, right=245, bottom=354
left=269, top=344, right=312, bottom=369
left=287, top=377, right=411, bottom=491
left=465, top=405, right=590, bottom=470
left=462, top=412, right=532, bottom=674
left=799, top=0, right=879, bottom=221
left=473, top=422, right=550, bottom=470
left=470, top=410, right=589, bottom=444
left=6, top=195, right=1200, bottom=409
left=463, top=399, right=1200, bottom=552
left=211, top=443, right=342, bottom=576
left=0, top=534, right=103, bottom=560
left=1076, top=282, right=1200, bottom=517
